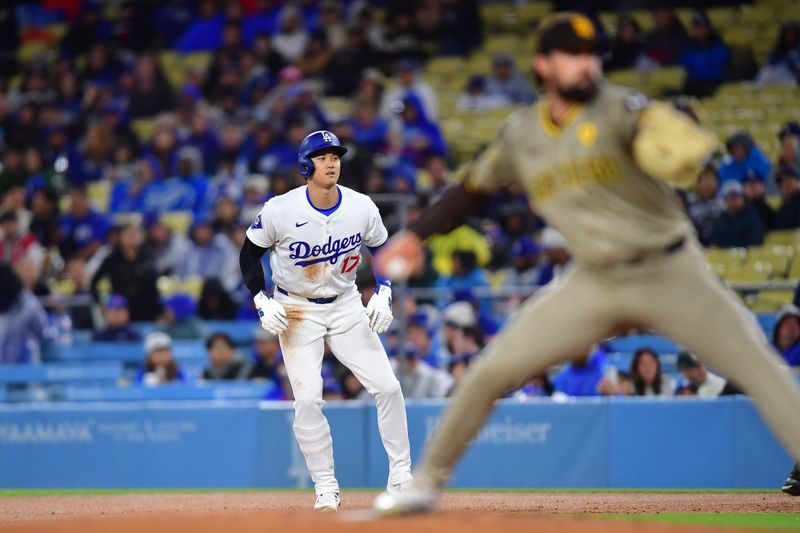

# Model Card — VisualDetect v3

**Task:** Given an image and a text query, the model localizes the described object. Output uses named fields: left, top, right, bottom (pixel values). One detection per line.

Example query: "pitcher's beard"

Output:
left=557, top=81, right=598, bottom=103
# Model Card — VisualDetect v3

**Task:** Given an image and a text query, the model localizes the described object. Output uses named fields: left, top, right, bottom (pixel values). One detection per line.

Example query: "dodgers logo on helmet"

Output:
left=297, top=130, right=348, bottom=178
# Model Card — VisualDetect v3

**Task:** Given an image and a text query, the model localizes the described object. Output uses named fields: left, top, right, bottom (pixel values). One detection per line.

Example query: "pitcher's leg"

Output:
left=641, top=251, right=800, bottom=464
left=279, top=314, right=339, bottom=495
left=326, top=319, right=413, bottom=485
left=418, top=271, right=619, bottom=488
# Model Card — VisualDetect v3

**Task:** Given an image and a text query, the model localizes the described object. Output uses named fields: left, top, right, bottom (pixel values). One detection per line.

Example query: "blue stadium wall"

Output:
left=0, top=397, right=791, bottom=489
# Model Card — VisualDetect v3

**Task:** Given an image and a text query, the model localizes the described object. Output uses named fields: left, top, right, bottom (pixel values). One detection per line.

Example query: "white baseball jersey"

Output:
left=245, top=185, right=388, bottom=299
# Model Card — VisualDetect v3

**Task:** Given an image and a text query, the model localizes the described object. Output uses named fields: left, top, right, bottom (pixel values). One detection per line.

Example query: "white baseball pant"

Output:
left=276, top=286, right=412, bottom=495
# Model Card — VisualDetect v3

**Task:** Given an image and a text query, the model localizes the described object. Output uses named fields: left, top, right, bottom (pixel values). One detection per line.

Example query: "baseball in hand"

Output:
left=385, top=256, right=410, bottom=280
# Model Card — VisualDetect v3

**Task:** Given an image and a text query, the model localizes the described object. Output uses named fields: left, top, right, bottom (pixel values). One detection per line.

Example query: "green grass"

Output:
left=0, top=487, right=778, bottom=497
left=448, top=488, right=778, bottom=494
left=609, top=513, right=800, bottom=530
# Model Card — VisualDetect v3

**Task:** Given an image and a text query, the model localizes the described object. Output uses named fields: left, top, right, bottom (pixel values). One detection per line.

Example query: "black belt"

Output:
left=625, top=237, right=686, bottom=266
left=276, top=286, right=338, bottom=304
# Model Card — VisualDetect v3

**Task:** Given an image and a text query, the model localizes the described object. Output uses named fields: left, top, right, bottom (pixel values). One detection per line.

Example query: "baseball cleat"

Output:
left=387, top=480, right=411, bottom=495
left=782, top=465, right=800, bottom=496
left=314, top=491, right=340, bottom=512
left=373, top=481, right=438, bottom=516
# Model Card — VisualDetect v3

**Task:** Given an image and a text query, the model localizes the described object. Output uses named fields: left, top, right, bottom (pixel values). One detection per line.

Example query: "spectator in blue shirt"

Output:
left=159, top=293, right=206, bottom=340
left=709, top=180, right=765, bottom=248
left=174, top=146, right=210, bottom=216
left=407, top=315, right=446, bottom=369
left=243, top=1, right=281, bottom=45
left=143, top=175, right=196, bottom=214
left=679, top=12, right=730, bottom=97
left=92, top=294, right=142, bottom=342
left=183, top=107, right=222, bottom=174
left=59, top=185, right=109, bottom=260
left=553, top=349, right=609, bottom=397
left=174, top=0, right=223, bottom=52
left=717, top=132, right=773, bottom=187
left=67, top=121, right=112, bottom=184
left=440, top=251, right=490, bottom=307
left=0, top=264, right=48, bottom=364
left=110, top=156, right=162, bottom=213
left=397, top=93, right=447, bottom=167
left=349, top=101, right=389, bottom=153
left=237, top=120, right=268, bottom=169
left=537, top=228, right=571, bottom=287
left=774, top=305, right=800, bottom=367
left=260, top=120, right=306, bottom=176
left=501, top=237, right=541, bottom=289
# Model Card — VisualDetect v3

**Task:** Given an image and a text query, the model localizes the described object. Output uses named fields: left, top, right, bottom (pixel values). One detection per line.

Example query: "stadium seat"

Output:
left=180, top=277, right=205, bottom=300
left=706, top=247, right=747, bottom=276
left=0, top=363, right=123, bottom=385
left=131, top=118, right=157, bottom=142
left=203, top=321, right=259, bottom=345
left=517, top=2, right=553, bottom=25
left=44, top=341, right=207, bottom=366
left=747, top=289, right=795, bottom=313
left=647, top=66, right=686, bottom=95
left=87, top=180, right=111, bottom=213
left=61, top=381, right=277, bottom=402
left=747, top=245, right=793, bottom=276
left=16, top=42, right=55, bottom=63
left=480, top=4, right=520, bottom=33
left=606, top=335, right=681, bottom=355
left=787, top=258, right=800, bottom=282
left=766, top=230, right=800, bottom=248
left=319, top=97, right=351, bottom=121
left=160, top=210, right=194, bottom=234
left=483, top=35, right=523, bottom=53
left=706, top=6, right=739, bottom=29
left=723, top=261, right=772, bottom=285
left=157, top=275, right=181, bottom=297
left=757, top=312, right=779, bottom=335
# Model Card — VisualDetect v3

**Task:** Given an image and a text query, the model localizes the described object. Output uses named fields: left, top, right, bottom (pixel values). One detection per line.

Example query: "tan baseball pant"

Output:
left=419, top=241, right=800, bottom=487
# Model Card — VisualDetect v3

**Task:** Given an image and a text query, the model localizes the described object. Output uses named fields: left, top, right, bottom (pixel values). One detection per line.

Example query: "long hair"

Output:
left=145, top=352, right=179, bottom=382
left=630, top=347, right=663, bottom=396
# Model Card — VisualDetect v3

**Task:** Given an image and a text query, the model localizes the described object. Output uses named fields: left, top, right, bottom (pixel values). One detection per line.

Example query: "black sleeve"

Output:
left=239, top=236, right=269, bottom=297
left=409, top=181, right=492, bottom=240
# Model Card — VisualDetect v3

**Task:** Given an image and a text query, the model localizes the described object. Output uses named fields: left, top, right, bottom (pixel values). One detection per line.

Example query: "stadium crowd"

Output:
left=0, top=0, right=799, bottom=402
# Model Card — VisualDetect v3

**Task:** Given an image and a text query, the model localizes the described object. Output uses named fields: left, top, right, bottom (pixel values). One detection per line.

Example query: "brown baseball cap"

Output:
left=536, top=12, right=604, bottom=55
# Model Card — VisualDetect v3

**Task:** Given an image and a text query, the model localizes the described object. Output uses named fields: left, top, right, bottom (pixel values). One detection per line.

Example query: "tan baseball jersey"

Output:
left=465, top=82, right=711, bottom=267
left=404, top=83, right=800, bottom=493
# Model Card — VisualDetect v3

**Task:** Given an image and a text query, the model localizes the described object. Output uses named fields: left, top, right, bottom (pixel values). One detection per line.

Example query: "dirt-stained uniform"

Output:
left=415, top=81, right=800, bottom=488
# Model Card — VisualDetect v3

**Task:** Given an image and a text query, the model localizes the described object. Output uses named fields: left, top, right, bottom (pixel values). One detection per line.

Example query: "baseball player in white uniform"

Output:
left=239, top=130, right=413, bottom=512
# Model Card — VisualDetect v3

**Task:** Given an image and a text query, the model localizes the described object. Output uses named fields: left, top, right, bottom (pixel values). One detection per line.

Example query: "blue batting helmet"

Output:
left=297, top=130, right=348, bottom=178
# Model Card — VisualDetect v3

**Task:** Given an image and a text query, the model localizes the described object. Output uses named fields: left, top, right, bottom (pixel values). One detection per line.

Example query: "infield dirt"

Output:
left=0, top=491, right=796, bottom=533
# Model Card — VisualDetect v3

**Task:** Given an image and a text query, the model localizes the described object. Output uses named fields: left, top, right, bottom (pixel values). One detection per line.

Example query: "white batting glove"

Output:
left=254, top=291, right=288, bottom=335
left=366, top=283, right=393, bottom=334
